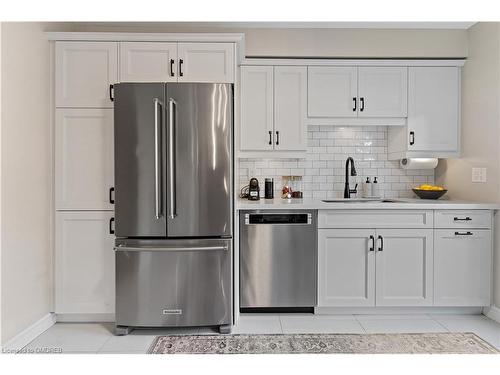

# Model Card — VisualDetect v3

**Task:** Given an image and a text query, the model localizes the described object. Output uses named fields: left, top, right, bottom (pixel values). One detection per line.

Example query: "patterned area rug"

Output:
left=149, top=333, right=498, bottom=354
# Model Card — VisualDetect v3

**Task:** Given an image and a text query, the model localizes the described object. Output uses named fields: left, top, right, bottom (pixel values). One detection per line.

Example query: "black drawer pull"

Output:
left=360, top=97, right=365, bottom=112
left=369, top=235, right=375, bottom=251
left=109, top=84, right=114, bottom=102
left=268, top=131, right=272, bottom=145
left=352, top=97, right=357, bottom=112
left=454, top=217, right=472, bottom=221
left=454, top=231, right=473, bottom=236
left=409, top=131, right=415, bottom=146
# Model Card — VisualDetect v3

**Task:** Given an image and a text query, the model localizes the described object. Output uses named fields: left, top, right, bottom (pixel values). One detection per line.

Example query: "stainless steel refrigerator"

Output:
left=113, top=83, right=233, bottom=335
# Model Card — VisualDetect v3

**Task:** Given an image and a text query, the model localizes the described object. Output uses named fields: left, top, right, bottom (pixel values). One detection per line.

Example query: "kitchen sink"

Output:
left=321, top=198, right=399, bottom=203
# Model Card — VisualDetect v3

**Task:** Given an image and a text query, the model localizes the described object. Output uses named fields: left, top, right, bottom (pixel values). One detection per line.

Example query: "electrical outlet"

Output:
left=472, top=167, right=487, bottom=183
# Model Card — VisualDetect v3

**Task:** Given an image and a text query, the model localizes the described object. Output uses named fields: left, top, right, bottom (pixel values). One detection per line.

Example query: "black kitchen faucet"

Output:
left=344, top=157, right=358, bottom=198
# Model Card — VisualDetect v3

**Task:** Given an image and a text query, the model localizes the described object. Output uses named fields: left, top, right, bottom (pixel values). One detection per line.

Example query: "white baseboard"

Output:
left=2, top=313, right=56, bottom=353
left=483, top=305, right=500, bottom=324
left=56, top=313, right=115, bottom=322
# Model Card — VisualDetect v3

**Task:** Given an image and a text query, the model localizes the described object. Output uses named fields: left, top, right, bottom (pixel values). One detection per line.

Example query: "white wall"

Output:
left=435, top=22, right=500, bottom=308
left=72, top=22, right=468, bottom=58
left=0, top=22, right=71, bottom=345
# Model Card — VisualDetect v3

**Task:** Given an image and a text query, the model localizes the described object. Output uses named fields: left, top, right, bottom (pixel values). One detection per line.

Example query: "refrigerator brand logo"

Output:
left=162, top=309, right=183, bottom=315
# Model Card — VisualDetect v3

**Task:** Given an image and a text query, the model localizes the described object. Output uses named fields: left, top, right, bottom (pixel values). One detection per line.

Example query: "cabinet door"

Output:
left=55, top=211, right=115, bottom=314
left=55, top=109, right=114, bottom=210
left=358, top=67, right=408, bottom=117
left=240, top=66, right=274, bottom=151
left=55, top=42, right=118, bottom=108
left=177, top=43, right=234, bottom=83
left=308, top=67, right=358, bottom=117
left=318, top=229, right=375, bottom=307
left=434, top=229, right=491, bottom=306
left=274, top=66, right=307, bottom=151
left=119, top=42, right=177, bottom=82
left=407, top=67, right=460, bottom=152
left=375, top=229, right=433, bottom=306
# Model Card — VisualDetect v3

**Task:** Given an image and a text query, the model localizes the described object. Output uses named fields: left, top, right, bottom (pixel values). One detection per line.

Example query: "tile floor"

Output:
left=22, top=313, right=500, bottom=354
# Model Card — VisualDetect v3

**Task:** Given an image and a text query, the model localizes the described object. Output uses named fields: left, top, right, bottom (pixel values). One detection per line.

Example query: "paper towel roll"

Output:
left=400, top=158, right=438, bottom=170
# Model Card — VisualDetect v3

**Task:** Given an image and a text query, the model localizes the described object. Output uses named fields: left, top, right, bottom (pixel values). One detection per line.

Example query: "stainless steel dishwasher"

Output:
left=240, top=210, right=317, bottom=309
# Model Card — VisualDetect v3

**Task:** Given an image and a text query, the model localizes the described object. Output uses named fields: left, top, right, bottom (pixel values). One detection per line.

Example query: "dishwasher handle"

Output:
left=244, top=213, right=313, bottom=225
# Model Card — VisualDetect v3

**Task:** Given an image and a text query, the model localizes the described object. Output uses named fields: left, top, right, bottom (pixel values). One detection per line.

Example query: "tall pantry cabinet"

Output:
left=54, top=42, right=117, bottom=318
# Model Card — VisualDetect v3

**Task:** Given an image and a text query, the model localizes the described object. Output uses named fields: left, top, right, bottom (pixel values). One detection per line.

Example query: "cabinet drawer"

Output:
left=318, top=210, right=433, bottom=229
left=434, top=210, right=491, bottom=229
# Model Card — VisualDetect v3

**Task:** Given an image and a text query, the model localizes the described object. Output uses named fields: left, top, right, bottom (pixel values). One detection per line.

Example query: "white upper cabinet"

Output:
left=56, top=42, right=118, bottom=108
left=240, top=66, right=308, bottom=154
left=375, top=229, right=433, bottom=306
left=318, top=229, right=376, bottom=307
left=358, top=67, right=408, bottom=117
left=119, top=42, right=178, bottom=82
left=55, top=211, right=115, bottom=314
left=434, top=229, right=491, bottom=306
left=56, top=108, right=114, bottom=210
left=407, top=67, right=460, bottom=152
left=274, top=66, right=307, bottom=151
left=308, top=67, right=358, bottom=118
left=240, top=66, right=274, bottom=151
left=177, top=43, right=234, bottom=83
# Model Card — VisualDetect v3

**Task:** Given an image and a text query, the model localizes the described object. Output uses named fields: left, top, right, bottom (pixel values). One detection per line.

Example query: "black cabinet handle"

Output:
left=268, top=131, right=272, bottom=145
left=109, top=187, right=115, bottom=204
left=170, top=59, right=175, bottom=77
left=352, top=97, right=357, bottom=112
left=360, top=97, right=365, bottom=112
left=109, top=217, right=115, bottom=235
left=276, top=131, right=280, bottom=146
left=109, top=84, right=114, bottom=102
left=409, top=131, right=415, bottom=146
left=369, top=235, right=375, bottom=251
left=377, top=235, right=383, bottom=251
left=179, top=59, right=184, bottom=77
left=455, top=231, right=473, bottom=236
left=454, top=217, right=472, bottom=221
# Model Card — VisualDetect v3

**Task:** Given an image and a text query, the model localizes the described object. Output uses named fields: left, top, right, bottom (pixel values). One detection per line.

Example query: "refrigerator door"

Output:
left=115, top=238, right=232, bottom=327
left=114, top=83, right=167, bottom=237
left=166, top=83, right=233, bottom=237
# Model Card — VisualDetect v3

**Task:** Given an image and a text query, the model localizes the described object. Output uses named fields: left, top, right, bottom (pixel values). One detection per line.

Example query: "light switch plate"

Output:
left=472, top=167, right=487, bottom=183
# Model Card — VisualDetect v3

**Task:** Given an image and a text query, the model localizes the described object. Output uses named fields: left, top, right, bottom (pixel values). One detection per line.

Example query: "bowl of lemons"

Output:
left=412, top=184, right=448, bottom=200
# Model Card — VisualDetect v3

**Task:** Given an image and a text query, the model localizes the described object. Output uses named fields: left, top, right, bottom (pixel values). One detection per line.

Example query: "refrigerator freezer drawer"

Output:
left=115, top=238, right=232, bottom=328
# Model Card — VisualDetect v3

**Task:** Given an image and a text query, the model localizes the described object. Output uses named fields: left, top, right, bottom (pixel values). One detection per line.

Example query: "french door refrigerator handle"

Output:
left=114, top=245, right=228, bottom=252
left=168, top=98, right=177, bottom=219
left=154, top=98, right=163, bottom=219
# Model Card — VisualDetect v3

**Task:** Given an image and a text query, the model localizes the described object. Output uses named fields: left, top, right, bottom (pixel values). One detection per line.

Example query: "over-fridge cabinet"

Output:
left=52, top=36, right=239, bottom=318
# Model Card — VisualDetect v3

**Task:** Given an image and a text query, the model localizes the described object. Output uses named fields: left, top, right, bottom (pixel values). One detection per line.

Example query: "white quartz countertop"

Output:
left=236, top=197, right=500, bottom=210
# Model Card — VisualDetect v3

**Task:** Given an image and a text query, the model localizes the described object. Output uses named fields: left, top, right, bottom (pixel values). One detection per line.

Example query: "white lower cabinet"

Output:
left=318, top=229, right=375, bottom=307
left=434, top=229, right=491, bottom=306
left=55, top=211, right=115, bottom=314
left=318, top=228, right=432, bottom=307
left=375, top=229, right=433, bottom=306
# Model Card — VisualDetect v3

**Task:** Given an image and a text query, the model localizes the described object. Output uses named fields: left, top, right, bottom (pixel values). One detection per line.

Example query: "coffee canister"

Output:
left=265, top=178, right=274, bottom=199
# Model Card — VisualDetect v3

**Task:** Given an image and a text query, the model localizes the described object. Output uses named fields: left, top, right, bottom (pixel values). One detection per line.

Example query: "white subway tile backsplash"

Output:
left=239, top=126, right=435, bottom=198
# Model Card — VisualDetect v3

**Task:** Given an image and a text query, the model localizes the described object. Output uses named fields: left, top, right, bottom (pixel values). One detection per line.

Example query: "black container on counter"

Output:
left=265, top=178, right=274, bottom=199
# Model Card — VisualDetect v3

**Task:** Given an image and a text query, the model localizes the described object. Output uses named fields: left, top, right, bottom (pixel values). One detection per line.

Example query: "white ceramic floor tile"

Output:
left=431, top=315, right=500, bottom=349
left=354, top=314, right=432, bottom=320
left=356, top=317, right=448, bottom=334
left=280, top=314, right=364, bottom=334
left=232, top=315, right=282, bottom=334
left=24, top=323, right=114, bottom=353
left=98, top=334, right=155, bottom=353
